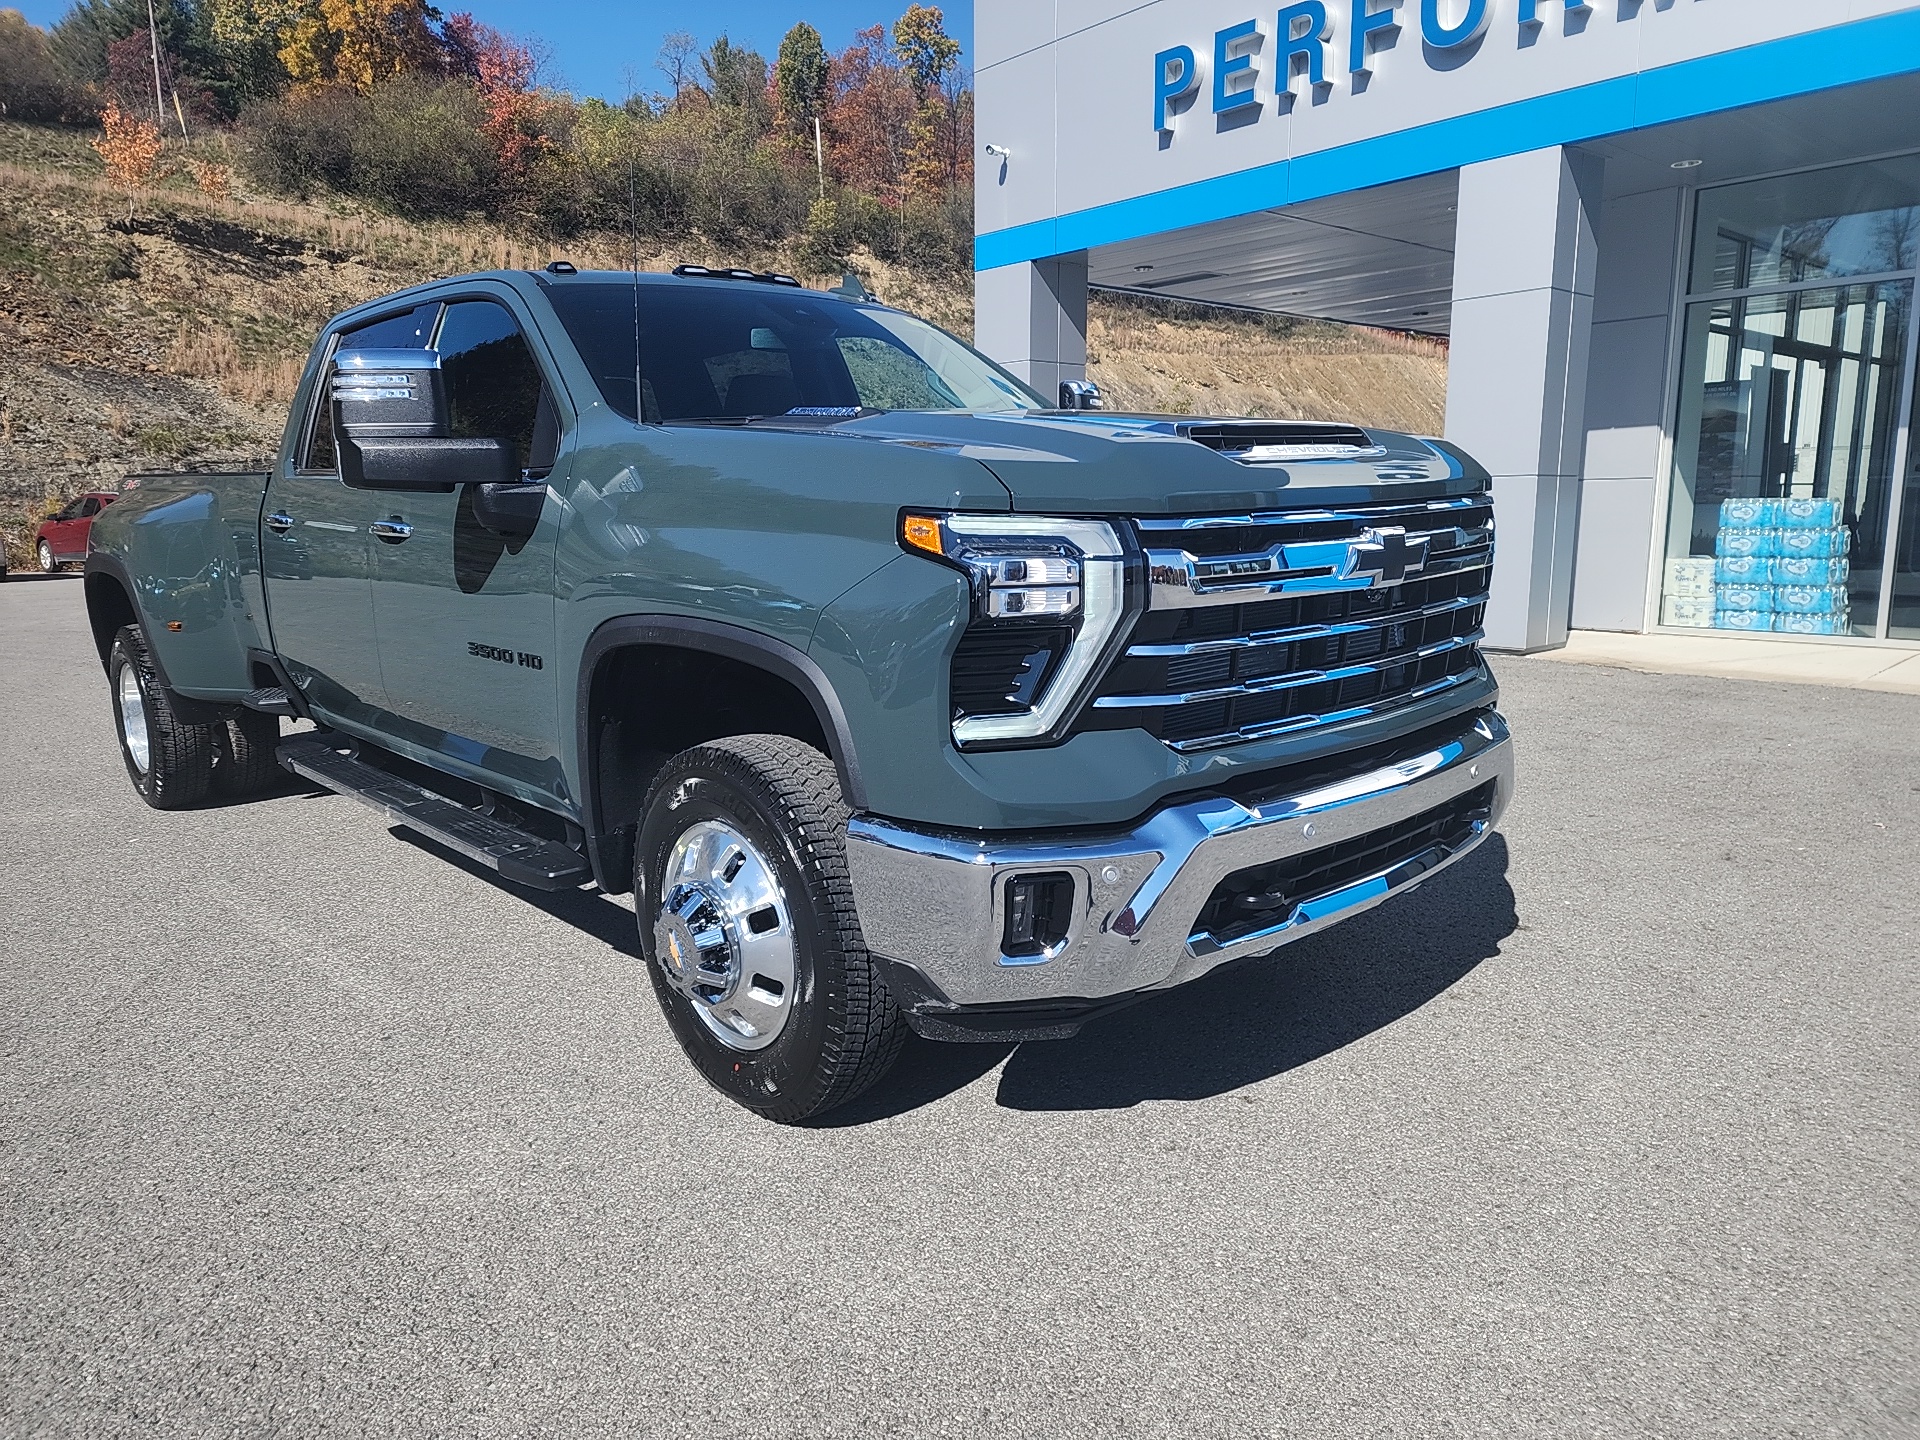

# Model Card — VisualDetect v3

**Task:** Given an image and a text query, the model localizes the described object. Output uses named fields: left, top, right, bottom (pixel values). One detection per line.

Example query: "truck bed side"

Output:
left=84, top=471, right=272, bottom=700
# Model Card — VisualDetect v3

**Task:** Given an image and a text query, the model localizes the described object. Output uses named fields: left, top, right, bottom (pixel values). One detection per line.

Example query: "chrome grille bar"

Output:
left=1141, top=495, right=1494, bottom=609
left=1124, top=591, right=1488, bottom=658
left=1092, top=631, right=1484, bottom=710
left=1162, top=671, right=1484, bottom=752
left=1076, top=491, right=1494, bottom=752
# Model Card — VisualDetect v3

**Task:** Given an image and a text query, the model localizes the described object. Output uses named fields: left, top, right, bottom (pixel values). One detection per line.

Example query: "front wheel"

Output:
left=37, top=539, right=56, bottom=573
left=109, top=624, right=213, bottom=808
left=636, top=735, right=904, bottom=1123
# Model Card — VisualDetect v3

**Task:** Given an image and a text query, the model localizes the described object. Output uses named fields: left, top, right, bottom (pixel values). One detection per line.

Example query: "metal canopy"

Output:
left=1084, top=71, right=1920, bottom=338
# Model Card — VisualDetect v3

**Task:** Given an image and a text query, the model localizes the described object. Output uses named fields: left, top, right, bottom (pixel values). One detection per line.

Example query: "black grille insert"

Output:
left=951, top=624, right=1073, bottom=720
left=1191, top=781, right=1495, bottom=948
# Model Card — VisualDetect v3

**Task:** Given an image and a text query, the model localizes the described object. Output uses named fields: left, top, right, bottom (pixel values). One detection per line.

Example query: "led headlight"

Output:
left=901, top=511, right=1135, bottom=746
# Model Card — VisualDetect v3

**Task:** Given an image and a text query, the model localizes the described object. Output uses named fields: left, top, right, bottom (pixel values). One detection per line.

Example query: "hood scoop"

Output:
left=1173, top=420, right=1386, bottom=465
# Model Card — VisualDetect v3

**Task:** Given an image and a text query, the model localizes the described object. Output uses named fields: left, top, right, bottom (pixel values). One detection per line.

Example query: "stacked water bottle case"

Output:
left=1661, top=498, right=1853, bottom=635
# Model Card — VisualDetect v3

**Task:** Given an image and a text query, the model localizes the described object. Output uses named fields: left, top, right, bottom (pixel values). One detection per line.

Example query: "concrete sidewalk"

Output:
left=1527, top=628, right=1920, bottom=694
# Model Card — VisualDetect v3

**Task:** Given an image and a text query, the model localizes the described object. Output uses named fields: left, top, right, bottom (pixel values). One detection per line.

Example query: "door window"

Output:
left=299, top=302, right=443, bottom=473
left=79, top=497, right=101, bottom=517
left=433, top=299, right=553, bottom=473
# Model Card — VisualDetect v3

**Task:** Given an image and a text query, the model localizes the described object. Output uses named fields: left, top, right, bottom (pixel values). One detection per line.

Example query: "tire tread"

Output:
left=640, top=735, right=904, bottom=1122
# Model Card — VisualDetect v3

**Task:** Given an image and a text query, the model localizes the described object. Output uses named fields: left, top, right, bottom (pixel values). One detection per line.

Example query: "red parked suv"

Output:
left=35, top=491, right=117, bottom=572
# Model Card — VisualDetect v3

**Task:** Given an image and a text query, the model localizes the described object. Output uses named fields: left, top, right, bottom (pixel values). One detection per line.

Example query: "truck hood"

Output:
left=824, top=410, right=1483, bottom=514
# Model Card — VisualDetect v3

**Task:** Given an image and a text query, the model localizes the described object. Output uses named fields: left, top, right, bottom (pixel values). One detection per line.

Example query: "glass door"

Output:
left=1660, top=153, right=1920, bottom=640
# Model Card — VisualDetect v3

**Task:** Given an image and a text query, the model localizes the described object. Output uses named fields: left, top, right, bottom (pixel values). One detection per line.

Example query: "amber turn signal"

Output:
left=900, top=514, right=943, bottom=556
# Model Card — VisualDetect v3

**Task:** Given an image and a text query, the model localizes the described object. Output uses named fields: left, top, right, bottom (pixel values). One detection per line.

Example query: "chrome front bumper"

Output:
left=845, top=709, right=1512, bottom=1010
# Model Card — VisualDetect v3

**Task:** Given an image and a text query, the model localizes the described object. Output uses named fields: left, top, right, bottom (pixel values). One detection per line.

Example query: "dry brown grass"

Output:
left=1087, top=292, right=1449, bottom=434
left=166, top=324, right=307, bottom=406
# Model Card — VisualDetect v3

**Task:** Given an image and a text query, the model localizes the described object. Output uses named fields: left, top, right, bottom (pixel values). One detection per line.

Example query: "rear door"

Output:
left=261, top=303, right=439, bottom=728
left=46, top=498, right=91, bottom=560
left=365, top=294, right=565, bottom=801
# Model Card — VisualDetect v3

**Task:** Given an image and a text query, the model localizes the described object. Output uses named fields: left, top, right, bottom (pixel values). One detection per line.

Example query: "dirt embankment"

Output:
left=0, top=119, right=1446, bottom=569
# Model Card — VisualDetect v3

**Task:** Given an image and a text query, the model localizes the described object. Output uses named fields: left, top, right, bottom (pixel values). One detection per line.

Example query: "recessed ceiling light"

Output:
left=1671, top=159, right=1704, bottom=170
left=1133, top=264, right=1155, bottom=272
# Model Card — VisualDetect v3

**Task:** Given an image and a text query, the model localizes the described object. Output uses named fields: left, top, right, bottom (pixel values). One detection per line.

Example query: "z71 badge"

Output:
left=468, top=641, right=543, bottom=670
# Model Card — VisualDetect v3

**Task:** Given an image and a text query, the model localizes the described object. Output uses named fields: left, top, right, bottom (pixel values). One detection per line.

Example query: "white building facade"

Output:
left=972, top=1, right=1920, bottom=651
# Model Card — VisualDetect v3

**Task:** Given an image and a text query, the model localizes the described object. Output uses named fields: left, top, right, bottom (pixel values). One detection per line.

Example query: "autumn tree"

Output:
left=93, top=100, right=164, bottom=219
left=892, top=4, right=959, bottom=100
left=204, top=0, right=292, bottom=103
left=279, top=0, right=444, bottom=91
left=772, top=23, right=829, bottom=138
left=826, top=24, right=913, bottom=206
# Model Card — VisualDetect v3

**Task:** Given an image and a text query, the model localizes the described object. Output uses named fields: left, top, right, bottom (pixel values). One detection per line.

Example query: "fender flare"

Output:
left=575, top=615, right=870, bottom=883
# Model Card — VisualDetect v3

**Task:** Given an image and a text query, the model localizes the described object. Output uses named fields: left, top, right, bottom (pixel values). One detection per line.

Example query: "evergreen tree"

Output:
left=772, top=22, right=828, bottom=137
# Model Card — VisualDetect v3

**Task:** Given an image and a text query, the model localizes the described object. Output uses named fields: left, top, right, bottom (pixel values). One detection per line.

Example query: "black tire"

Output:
left=212, top=709, right=282, bottom=798
left=38, top=538, right=57, bottom=573
left=108, top=624, right=213, bottom=809
left=635, top=734, right=904, bottom=1123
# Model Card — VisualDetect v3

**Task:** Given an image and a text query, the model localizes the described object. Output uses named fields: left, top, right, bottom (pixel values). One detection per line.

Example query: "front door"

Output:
left=261, top=301, right=441, bottom=729
left=261, top=373, right=390, bottom=729
left=367, top=295, right=565, bottom=803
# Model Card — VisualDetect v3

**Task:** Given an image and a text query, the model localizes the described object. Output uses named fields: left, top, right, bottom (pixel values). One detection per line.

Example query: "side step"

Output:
left=278, top=735, right=592, bottom=890
left=246, top=686, right=298, bottom=716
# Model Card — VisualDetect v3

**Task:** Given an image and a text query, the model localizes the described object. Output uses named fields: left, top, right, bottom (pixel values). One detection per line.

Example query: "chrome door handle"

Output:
left=264, top=511, right=294, bottom=533
left=370, top=519, right=413, bottom=543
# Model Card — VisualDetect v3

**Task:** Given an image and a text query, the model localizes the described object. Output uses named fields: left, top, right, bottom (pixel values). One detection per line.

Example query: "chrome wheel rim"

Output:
left=117, top=661, right=150, bottom=774
left=38, top=540, right=54, bottom=572
left=653, top=819, right=795, bottom=1052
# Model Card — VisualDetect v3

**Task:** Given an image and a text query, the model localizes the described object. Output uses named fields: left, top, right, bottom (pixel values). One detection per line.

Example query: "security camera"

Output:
left=983, top=143, right=1011, bottom=159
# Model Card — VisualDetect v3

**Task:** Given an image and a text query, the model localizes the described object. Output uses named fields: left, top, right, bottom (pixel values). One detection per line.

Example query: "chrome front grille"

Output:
left=1084, top=495, right=1493, bottom=751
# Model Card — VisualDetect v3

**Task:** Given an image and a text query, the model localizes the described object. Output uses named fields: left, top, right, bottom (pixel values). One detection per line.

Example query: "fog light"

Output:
left=1002, top=872, right=1075, bottom=961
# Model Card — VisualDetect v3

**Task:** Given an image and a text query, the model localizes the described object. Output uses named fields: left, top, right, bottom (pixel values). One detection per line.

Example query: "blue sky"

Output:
left=15, top=1, right=974, bottom=103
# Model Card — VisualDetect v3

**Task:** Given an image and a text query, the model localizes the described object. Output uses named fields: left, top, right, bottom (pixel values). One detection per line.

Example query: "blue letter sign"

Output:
left=1350, top=0, right=1400, bottom=74
left=1421, top=0, right=1488, bottom=47
left=1154, top=44, right=1200, bottom=131
left=1276, top=1, right=1330, bottom=96
left=1214, top=20, right=1263, bottom=113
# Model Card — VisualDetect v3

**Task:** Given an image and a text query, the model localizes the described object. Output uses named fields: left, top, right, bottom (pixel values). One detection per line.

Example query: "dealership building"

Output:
left=972, top=1, right=1920, bottom=651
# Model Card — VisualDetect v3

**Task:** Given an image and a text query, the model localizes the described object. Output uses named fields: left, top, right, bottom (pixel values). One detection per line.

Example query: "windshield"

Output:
left=544, top=281, right=1047, bottom=422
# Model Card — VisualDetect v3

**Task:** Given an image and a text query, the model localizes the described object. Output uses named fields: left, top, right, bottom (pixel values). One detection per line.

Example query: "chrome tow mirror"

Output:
left=1059, top=379, right=1104, bottom=411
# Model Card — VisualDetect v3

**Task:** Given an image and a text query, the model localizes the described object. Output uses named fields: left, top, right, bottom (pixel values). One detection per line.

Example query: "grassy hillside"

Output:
left=0, top=120, right=1446, bottom=568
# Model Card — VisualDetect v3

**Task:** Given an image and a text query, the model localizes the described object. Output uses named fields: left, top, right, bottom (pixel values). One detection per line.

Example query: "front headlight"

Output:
left=901, top=511, right=1137, bottom=747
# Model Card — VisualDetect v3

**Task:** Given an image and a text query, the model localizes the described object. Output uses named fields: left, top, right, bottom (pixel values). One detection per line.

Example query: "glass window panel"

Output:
left=1691, top=154, right=1920, bottom=295
left=1889, top=366, right=1920, bottom=640
left=1661, top=282, right=1910, bottom=638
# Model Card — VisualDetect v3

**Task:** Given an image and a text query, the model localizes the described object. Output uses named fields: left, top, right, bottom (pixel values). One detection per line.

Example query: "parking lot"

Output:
left=2, top=574, right=1916, bottom=1438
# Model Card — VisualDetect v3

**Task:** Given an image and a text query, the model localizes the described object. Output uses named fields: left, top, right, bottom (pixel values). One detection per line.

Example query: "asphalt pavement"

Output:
left=3, top=574, right=1916, bottom=1438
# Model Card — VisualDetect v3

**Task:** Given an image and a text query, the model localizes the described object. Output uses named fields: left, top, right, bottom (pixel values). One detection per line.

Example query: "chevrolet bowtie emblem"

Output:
left=1345, top=526, right=1429, bottom=585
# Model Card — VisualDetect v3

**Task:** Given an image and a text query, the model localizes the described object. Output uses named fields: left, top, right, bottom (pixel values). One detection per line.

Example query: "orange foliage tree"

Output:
left=280, top=0, right=446, bottom=90
left=826, top=25, right=914, bottom=207
left=92, top=102, right=164, bottom=220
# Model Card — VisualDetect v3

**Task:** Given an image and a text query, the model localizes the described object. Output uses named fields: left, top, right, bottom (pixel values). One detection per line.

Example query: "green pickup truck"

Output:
left=82, top=264, right=1512, bottom=1121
